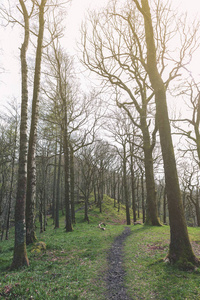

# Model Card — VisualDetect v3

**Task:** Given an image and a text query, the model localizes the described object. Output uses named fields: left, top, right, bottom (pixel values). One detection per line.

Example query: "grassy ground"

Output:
left=125, top=226, right=200, bottom=300
left=0, top=196, right=127, bottom=299
left=1, top=197, right=200, bottom=299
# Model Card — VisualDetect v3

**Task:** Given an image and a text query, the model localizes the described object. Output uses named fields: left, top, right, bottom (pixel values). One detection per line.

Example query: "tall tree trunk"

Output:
left=138, top=0, right=198, bottom=265
left=63, top=117, right=73, bottom=232
left=94, top=184, right=97, bottom=204
left=26, top=0, right=47, bottom=245
left=70, top=144, right=76, bottom=224
left=43, top=187, right=46, bottom=232
left=52, top=140, right=58, bottom=223
left=141, top=123, right=160, bottom=225
left=84, top=194, right=90, bottom=223
left=137, top=177, right=140, bottom=219
left=123, top=147, right=131, bottom=225
left=141, top=172, right=145, bottom=224
left=130, top=144, right=136, bottom=223
left=39, top=193, right=43, bottom=233
left=113, top=172, right=116, bottom=208
left=55, top=142, right=61, bottom=229
left=117, top=173, right=121, bottom=213
left=6, top=126, right=17, bottom=240
left=11, top=0, right=30, bottom=269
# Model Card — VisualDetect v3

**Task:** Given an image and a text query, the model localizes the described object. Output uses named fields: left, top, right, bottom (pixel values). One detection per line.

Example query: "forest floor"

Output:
left=1, top=195, right=200, bottom=299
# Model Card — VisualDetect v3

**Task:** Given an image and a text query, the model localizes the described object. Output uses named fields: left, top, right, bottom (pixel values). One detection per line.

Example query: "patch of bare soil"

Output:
left=105, top=227, right=132, bottom=300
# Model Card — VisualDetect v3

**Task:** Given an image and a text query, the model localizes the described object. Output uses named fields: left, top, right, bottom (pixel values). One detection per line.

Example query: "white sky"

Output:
left=0, top=0, right=200, bottom=109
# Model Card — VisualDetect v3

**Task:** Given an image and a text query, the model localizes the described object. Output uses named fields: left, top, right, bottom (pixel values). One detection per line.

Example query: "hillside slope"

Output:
left=0, top=196, right=200, bottom=299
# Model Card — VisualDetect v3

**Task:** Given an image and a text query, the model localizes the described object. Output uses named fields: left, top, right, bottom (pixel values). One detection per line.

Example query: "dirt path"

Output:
left=105, top=227, right=132, bottom=300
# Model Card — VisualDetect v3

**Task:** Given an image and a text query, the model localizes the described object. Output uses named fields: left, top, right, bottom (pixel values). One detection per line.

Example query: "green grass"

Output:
left=0, top=196, right=127, bottom=299
left=124, top=226, right=200, bottom=300
left=1, top=197, right=200, bottom=299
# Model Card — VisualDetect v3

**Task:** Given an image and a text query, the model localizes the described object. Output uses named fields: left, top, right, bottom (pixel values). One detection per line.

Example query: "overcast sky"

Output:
left=0, top=0, right=199, bottom=108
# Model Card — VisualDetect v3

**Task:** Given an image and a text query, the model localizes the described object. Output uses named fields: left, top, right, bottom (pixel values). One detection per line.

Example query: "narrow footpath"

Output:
left=105, top=227, right=132, bottom=300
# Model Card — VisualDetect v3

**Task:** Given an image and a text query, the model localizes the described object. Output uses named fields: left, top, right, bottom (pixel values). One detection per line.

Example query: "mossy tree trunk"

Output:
left=135, top=0, right=198, bottom=266
left=26, top=0, right=47, bottom=245
left=11, top=0, right=30, bottom=269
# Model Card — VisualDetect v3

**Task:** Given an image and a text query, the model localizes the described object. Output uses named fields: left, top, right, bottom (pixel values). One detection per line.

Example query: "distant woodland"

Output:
left=0, top=0, right=200, bottom=270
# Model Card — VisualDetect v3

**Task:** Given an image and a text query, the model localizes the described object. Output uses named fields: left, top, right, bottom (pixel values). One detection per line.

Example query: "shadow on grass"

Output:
left=126, top=225, right=200, bottom=299
left=146, top=259, right=200, bottom=299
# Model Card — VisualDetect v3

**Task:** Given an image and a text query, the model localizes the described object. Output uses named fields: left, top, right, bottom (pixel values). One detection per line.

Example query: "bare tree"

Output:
left=81, top=0, right=200, bottom=267
left=81, top=0, right=161, bottom=225
left=11, top=0, right=32, bottom=269
left=133, top=0, right=199, bottom=266
left=26, top=0, right=47, bottom=245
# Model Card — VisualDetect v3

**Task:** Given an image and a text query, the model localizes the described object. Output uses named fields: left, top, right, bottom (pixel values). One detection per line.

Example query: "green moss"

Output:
left=176, top=258, right=196, bottom=271
left=31, top=241, right=46, bottom=254
left=166, top=241, right=199, bottom=271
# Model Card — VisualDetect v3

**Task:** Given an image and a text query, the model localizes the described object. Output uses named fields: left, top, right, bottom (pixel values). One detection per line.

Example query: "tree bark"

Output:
left=11, top=0, right=30, bottom=269
left=141, top=171, right=145, bottom=224
left=55, top=142, right=62, bottom=229
left=130, top=145, right=137, bottom=223
left=63, top=114, right=73, bottom=232
left=52, top=141, right=58, bottom=222
left=26, top=0, right=47, bottom=245
left=138, top=0, right=198, bottom=266
left=70, top=144, right=76, bottom=224
left=123, top=145, right=131, bottom=225
left=141, top=119, right=160, bottom=225
left=6, top=123, right=17, bottom=240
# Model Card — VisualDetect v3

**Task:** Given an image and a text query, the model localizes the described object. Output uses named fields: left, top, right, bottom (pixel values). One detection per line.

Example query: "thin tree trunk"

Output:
left=6, top=131, right=17, bottom=240
left=113, top=172, right=116, bottom=208
left=142, top=125, right=160, bottom=226
left=84, top=194, right=90, bottom=223
left=55, top=142, right=61, bottom=229
left=94, top=184, right=97, bottom=204
left=117, top=173, right=121, bottom=213
left=43, top=188, right=46, bottom=232
left=11, top=0, right=30, bottom=269
left=26, top=0, right=47, bottom=245
left=123, top=147, right=131, bottom=225
left=39, top=194, right=43, bottom=233
left=137, top=177, right=140, bottom=219
left=141, top=172, right=145, bottom=224
left=70, top=144, right=76, bottom=224
left=130, top=145, right=137, bottom=223
left=63, top=119, right=73, bottom=232
left=52, top=141, right=57, bottom=222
